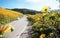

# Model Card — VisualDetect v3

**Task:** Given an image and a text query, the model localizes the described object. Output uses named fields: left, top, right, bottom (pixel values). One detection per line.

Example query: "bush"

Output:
left=27, top=12, right=60, bottom=38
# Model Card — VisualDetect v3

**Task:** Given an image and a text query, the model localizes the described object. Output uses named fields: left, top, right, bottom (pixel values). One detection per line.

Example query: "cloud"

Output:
left=25, top=0, right=41, bottom=3
left=24, top=0, right=59, bottom=11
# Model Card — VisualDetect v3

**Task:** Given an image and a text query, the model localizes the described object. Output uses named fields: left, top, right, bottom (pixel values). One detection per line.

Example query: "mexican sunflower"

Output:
left=41, top=6, right=51, bottom=12
left=0, top=24, right=14, bottom=35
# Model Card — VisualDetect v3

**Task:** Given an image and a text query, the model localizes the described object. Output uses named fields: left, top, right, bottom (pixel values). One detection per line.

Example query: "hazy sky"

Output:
left=0, top=0, right=60, bottom=11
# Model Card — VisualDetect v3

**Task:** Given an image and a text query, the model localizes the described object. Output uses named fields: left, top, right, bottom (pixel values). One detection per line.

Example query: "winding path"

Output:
left=3, top=15, right=29, bottom=38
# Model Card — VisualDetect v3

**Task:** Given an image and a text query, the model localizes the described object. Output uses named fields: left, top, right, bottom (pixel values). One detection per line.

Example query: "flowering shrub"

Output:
left=27, top=12, right=60, bottom=38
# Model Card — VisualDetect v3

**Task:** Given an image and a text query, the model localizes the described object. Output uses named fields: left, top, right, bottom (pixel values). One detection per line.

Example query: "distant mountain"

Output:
left=9, top=8, right=60, bottom=14
left=10, top=8, right=41, bottom=14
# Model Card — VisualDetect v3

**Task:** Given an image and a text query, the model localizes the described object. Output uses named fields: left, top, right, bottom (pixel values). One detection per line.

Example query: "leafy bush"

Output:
left=27, top=12, right=60, bottom=38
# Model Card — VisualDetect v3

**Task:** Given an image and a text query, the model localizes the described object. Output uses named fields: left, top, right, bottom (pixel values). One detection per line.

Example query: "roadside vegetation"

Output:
left=27, top=6, right=60, bottom=38
left=0, top=8, right=23, bottom=25
left=0, top=8, right=23, bottom=37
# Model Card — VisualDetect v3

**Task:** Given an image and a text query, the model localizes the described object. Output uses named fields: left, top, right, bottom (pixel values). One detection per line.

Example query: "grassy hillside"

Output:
left=0, top=8, right=23, bottom=26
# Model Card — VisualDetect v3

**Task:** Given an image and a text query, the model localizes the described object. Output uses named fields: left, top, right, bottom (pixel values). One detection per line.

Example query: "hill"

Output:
left=10, top=8, right=60, bottom=14
left=0, top=8, right=23, bottom=25
left=10, top=8, right=41, bottom=14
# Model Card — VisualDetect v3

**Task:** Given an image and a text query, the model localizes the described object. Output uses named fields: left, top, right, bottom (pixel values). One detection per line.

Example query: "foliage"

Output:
left=0, top=8, right=23, bottom=36
left=0, top=24, right=14, bottom=38
left=27, top=12, right=60, bottom=38
left=0, top=8, right=23, bottom=26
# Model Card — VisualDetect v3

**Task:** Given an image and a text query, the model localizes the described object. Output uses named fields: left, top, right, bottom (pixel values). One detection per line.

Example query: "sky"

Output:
left=0, top=0, right=60, bottom=11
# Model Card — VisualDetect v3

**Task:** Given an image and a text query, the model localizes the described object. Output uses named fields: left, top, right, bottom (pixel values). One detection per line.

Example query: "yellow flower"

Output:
left=33, top=22, right=38, bottom=26
left=0, top=8, right=23, bottom=21
left=2, top=24, right=15, bottom=35
left=40, top=34, right=46, bottom=38
left=41, top=6, right=50, bottom=12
